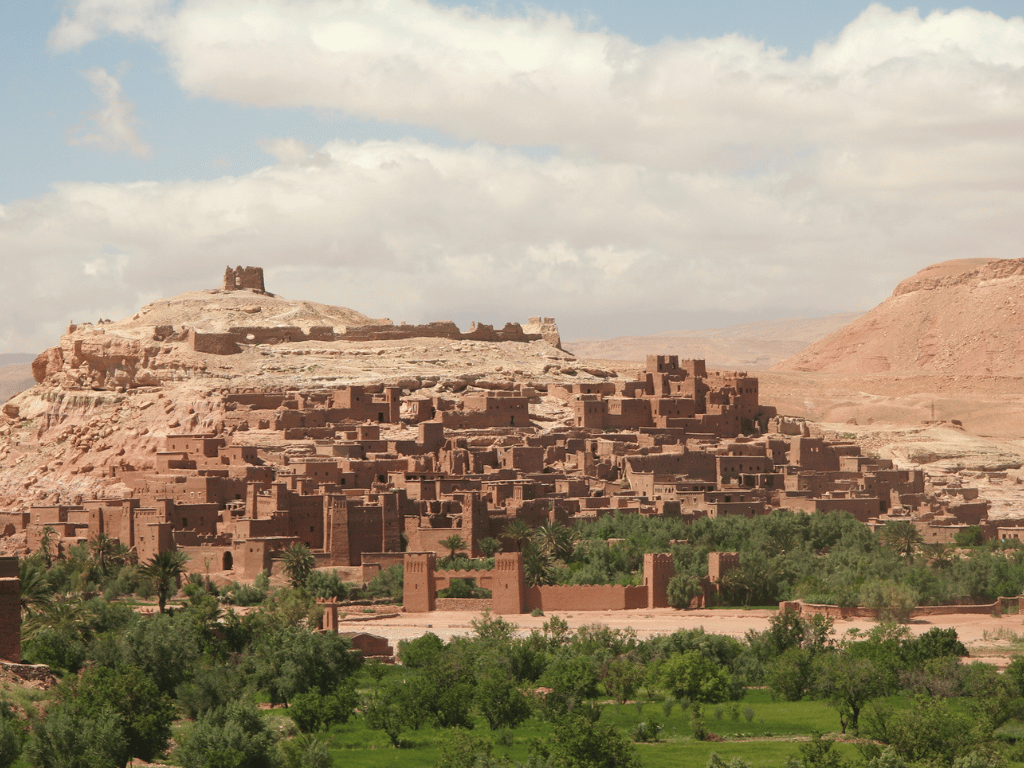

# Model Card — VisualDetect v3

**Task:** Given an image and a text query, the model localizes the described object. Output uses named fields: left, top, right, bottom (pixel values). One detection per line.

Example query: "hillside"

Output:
left=774, top=258, right=1024, bottom=375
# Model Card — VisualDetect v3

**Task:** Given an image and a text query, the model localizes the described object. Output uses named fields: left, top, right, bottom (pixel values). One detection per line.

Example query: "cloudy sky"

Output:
left=2, top=1, right=1023, bottom=354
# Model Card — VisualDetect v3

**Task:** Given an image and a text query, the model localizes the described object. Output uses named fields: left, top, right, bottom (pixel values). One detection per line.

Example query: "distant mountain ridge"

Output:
left=565, top=312, right=864, bottom=370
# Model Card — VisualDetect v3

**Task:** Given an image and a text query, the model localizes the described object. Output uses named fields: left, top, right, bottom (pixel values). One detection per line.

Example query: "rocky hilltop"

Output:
left=775, top=258, right=1024, bottom=375
left=0, top=271, right=580, bottom=510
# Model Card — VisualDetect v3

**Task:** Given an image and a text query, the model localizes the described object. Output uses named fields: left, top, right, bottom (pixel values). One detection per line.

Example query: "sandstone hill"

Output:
left=774, top=258, right=1023, bottom=375
left=0, top=279, right=587, bottom=509
left=566, top=312, right=863, bottom=370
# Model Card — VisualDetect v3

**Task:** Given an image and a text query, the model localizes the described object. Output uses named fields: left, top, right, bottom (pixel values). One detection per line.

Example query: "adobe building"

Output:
left=4, top=355, right=1008, bottom=587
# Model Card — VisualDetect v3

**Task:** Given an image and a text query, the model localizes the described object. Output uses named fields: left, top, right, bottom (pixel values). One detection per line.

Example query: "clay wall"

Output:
left=606, top=398, right=652, bottom=429
left=523, top=584, right=648, bottom=612
left=0, top=557, right=20, bottom=662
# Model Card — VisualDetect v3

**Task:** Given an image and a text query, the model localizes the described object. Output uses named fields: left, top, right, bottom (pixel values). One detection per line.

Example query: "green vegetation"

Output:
left=8, top=508, right=1024, bottom=768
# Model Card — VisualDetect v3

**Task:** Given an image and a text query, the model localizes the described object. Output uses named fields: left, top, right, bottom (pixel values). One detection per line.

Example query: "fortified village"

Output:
left=1, top=268, right=1023, bottom=660
left=1, top=269, right=1019, bottom=627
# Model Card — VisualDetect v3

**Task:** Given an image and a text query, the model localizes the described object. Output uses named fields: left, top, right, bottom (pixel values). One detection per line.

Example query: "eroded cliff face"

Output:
left=32, top=329, right=208, bottom=391
left=775, top=257, right=1024, bottom=376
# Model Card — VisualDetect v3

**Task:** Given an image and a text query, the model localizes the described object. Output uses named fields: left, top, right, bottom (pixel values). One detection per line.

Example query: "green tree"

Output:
left=248, top=625, right=362, bottom=707
left=139, top=550, right=190, bottom=614
left=288, top=684, right=358, bottom=733
left=476, top=664, right=531, bottom=730
left=363, top=680, right=414, bottom=747
left=277, top=734, right=331, bottom=768
left=174, top=700, right=278, bottom=768
left=503, top=520, right=533, bottom=552
left=0, top=713, right=21, bottom=768
left=55, top=665, right=175, bottom=763
left=534, top=522, right=574, bottom=561
left=954, top=526, right=984, bottom=547
left=666, top=574, right=703, bottom=610
left=478, top=537, right=503, bottom=558
left=813, top=653, right=885, bottom=735
left=548, top=713, right=641, bottom=768
left=439, top=534, right=468, bottom=564
left=88, top=534, right=118, bottom=578
left=23, top=702, right=127, bottom=768
left=660, top=651, right=732, bottom=704
left=878, top=521, right=923, bottom=563
left=859, top=579, right=918, bottom=624
left=766, top=647, right=816, bottom=701
left=279, top=543, right=315, bottom=589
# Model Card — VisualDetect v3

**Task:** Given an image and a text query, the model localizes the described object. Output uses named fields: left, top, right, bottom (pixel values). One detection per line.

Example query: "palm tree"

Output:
left=478, top=537, right=503, bottom=558
left=280, top=542, right=316, bottom=589
left=140, top=550, right=191, bottom=613
left=502, top=520, right=532, bottom=553
left=522, top=542, right=553, bottom=587
left=439, top=534, right=468, bottom=566
left=89, top=533, right=118, bottom=577
left=18, top=556, right=52, bottom=617
left=879, top=520, right=923, bottom=563
left=38, top=525, right=56, bottom=566
left=534, top=521, right=574, bottom=562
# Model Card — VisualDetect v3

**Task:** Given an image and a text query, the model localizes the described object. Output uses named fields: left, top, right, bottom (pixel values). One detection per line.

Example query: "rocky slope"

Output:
left=0, top=286, right=590, bottom=510
left=775, top=258, right=1024, bottom=375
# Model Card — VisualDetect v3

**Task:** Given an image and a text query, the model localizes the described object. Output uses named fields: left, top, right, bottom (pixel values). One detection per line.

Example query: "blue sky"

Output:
left=1, top=1, right=1023, bottom=352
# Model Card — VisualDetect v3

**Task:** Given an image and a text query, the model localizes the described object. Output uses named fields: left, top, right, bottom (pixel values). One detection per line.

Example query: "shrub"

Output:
left=859, top=580, right=918, bottom=624
left=174, top=700, right=278, bottom=768
left=289, top=685, right=357, bottom=733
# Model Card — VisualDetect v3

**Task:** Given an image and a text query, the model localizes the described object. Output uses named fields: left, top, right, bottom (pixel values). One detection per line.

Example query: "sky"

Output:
left=1, top=1, right=1023, bottom=354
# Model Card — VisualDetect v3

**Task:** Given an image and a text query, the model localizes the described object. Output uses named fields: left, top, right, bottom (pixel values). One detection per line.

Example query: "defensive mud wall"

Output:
left=404, top=552, right=672, bottom=614
left=188, top=318, right=561, bottom=355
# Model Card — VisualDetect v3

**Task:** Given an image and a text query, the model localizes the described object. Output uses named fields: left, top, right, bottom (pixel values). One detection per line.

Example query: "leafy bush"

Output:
left=288, top=684, right=357, bottom=733
left=306, top=569, right=350, bottom=601
left=174, top=699, right=278, bottom=768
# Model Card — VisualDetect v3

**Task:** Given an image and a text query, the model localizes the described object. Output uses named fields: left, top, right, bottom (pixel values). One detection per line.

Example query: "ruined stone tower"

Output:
left=223, top=265, right=266, bottom=293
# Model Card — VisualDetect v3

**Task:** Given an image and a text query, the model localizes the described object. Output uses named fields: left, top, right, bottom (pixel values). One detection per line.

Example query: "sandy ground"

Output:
left=340, top=607, right=1024, bottom=668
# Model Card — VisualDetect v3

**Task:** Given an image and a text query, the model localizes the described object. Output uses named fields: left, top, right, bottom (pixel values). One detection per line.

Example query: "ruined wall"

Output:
left=0, top=557, right=21, bottom=662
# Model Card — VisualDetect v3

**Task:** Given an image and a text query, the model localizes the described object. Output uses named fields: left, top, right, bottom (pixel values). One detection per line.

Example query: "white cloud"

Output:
left=2, top=136, right=1022, bottom=353
left=68, top=67, right=153, bottom=158
left=49, top=1, right=1024, bottom=169
left=8, top=1, right=1021, bottom=352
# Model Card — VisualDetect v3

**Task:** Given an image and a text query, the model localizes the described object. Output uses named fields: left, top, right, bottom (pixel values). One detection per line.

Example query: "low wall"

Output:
left=780, top=597, right=1019, bottom=620
left=525, top=584, right=647, bottom=612
left=435, top=598, right=493, bottom=612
